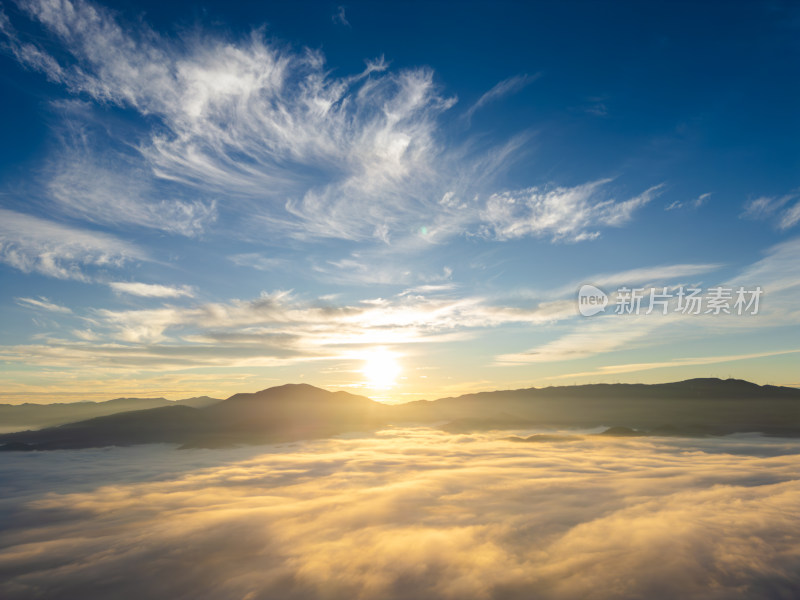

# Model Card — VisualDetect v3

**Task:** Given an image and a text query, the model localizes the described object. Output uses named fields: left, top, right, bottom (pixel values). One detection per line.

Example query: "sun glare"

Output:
left=362, top=348, right=401, bottom=389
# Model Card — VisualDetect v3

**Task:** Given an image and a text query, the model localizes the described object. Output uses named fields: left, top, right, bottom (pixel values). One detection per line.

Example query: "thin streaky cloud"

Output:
left=496, top=237, right=800, bottom=365
left=724, top=236, right=800, bottom=294
left=665, top=192, right=712, bottom=211
left=15, top=297, right=72, bottom=313
left=0, top=7, right=65, bottom=82
left=577, top=263, right=720, bottom=291
left=0, top=208, right=145, bottom=282
left=536, top=262, right=723, bottom=300
left=109, top=282, right=195, bottom=299
left=495, top=312, right=667, bottom=364
left=546, top=348, right=800, bottom=379
left=696, top=192, right=713, bottom=207
left=741, top=192, right=800, bottom=231
left=779, top=201, right=800, bottom=230
left=0, top=289, right=576, bottom=369
left=464, top=73, right=540, bottom=121
left=46, top=121, right=217, bottom=237
left=228, top=254, right=288, bottom=272
left=332, top=6, right=350, bottom=27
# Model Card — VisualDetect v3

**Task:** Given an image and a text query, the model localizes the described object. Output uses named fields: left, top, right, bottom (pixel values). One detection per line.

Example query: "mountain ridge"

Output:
left=0, top=395, right=221, bottom=431
left=1, top=377, right=798, bottom=450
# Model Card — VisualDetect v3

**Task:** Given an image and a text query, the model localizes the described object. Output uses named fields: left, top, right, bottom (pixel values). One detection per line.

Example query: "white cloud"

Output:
left=15, top=296, right=72, bottom=313
left=725, top=236, right=800, bottom=294
left=665, top=192, right=712, bottom=211
left=0, top=7, right=65, bottom=82
left=464, top=73, right=539, bottom=121
left=109, top=282, right=195, bottom=299
left=742, top=195, right=787, bottom=219
left=0, top=208, right=145, bottom=281
left=332, top=5, right=350, bottom=27
left=497, top=237, right=800, bottom=365
left=228, top=253, right=288, bottom=271
left=481, top=181, right=662, bottom=242
left=741, top=193, right=800, bottom=230
left=560, top=262, right=721, bottom=296
left=89, top=289, right=556, bottom=346
left=6, top=0, right=461, bottom=241
left=398, top=283, right=457, bottom=297
left=548, top=348, right=800, bottom=380
left=780, top=201, right=800, bottom=230
left=0, top=254, right=751, bottom=374
left=496, top=311, right=667, bottom=364
left=696, top=192, right=712, bottom=206
left=0, top=287, right=572, bottom=370
left=46, top=121, right=217, bottom=236
left=0, top=1, right=653, bottom=246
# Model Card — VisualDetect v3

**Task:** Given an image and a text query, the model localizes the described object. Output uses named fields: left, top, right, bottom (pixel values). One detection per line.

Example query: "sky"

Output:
left=0, top=0, right=798, bottom=403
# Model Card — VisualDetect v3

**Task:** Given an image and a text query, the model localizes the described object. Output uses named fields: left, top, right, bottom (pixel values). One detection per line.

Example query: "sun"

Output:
left=362, top=348, right=401, bottom=389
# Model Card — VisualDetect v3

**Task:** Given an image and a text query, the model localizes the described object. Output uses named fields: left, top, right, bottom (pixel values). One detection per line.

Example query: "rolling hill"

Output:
left=0, top=395, right=220, bottom=432
left=1, top=378, right=798, bottom=450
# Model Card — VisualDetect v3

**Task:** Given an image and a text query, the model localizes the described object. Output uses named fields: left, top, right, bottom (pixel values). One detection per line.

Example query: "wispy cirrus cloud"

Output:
left=665, top=192, right=712, bottom=211
left=547, top=348, right=800, bottom=380
left=496, top=311, right=667, bottom=364
left=724, top=236, right=800, bottom=296
left=15, top=296, right=72, bottom=313
left=481, top=180, right=663, bottom=242
left=109, top=282, right=195, bottom=299
left=3, top=0, right=456, bottom=240
left=463, top=73, right=540, bottom=121
left=546, top=262, right=722, bottom=298
left=228, top=253, right=288, bottom=272
left=332, top=5, right=350, bottom=27
left=46, top=111, right=217, bottom=236
left=0, top=7, right=64, bottom=81
left=0, top=208, right=145, bottom=281
left=741, top=192, right=800, bottom=230
left=0, top=0, right=652, bottom=245
left=779, top=202, right=800, bottom=230
left=498, top=237, right=800, bottom=365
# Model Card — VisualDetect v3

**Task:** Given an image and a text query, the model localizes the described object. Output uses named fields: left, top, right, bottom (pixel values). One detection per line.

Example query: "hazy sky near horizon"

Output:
left=0, top=0, right=798, bottom=403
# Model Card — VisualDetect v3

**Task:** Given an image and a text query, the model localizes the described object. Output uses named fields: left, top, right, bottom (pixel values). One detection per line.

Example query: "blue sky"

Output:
left=0, top=0, right=798, bottom=402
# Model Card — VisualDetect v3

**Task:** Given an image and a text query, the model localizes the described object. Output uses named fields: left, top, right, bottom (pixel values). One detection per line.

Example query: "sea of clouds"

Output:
left=0, top=429, right=798, bottom=599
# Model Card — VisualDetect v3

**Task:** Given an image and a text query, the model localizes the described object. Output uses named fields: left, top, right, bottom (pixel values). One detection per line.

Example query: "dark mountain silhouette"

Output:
left=0, top=406, right=215, bottom=450
left=0, top=396, right=220, bottom=431
left=1, top=378, right=798, bottom=451
left=394, top=378, right=800, bottom=435
left=193, top=383, right=389, bottom=447
left=0, top=384, right=388, bottom=450
left=599, top=426, right=645, bottom=437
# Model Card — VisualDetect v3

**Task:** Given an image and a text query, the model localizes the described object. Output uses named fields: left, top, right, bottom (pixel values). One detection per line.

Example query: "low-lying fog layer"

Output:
left=1, top=429, right=798, bottom=600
